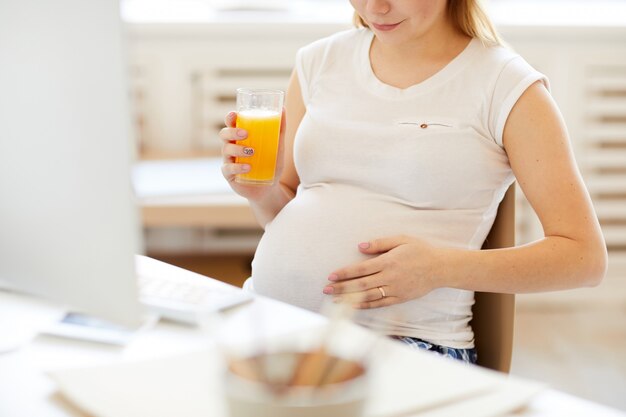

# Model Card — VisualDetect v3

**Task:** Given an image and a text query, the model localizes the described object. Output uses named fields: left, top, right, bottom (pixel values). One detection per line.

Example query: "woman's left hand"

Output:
left=323, top=235, right=445, bottom=309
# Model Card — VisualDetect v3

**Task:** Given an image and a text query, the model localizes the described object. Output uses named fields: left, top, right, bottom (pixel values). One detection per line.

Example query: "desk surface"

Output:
left=141, top=193, right=258, bottom=228
left=135, top=157, right=260, bottom=229
left=1, top=258, right=624, bottom=417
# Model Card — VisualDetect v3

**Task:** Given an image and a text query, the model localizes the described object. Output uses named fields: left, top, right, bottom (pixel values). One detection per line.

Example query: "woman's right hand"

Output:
left=220, top=110, right=286, bottom=202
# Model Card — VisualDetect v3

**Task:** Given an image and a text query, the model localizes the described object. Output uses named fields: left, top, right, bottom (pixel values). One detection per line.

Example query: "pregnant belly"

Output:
left=252, top=186, right=378, bottom=311
left=251, top=183, right=475, bottom=312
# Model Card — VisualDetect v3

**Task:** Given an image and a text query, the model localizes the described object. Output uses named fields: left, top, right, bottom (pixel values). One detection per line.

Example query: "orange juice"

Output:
left=235, top=109, right=281, bottom=185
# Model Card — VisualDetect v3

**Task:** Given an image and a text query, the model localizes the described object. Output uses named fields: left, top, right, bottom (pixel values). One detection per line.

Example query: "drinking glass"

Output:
left=234, top=88, right=284, bottom=185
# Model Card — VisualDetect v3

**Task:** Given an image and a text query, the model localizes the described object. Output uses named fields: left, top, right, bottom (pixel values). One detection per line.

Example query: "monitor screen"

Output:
left=0, top=0, right=143, bottom=328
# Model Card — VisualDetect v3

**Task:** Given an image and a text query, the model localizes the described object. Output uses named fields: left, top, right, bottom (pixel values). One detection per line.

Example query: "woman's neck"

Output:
left=369, top=25, right=472, bottom=89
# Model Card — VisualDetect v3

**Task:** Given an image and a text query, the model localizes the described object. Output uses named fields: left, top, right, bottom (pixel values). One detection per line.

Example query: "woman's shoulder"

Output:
left=473, top=41, right=523, bottom=68
left=295, top=28, right=365, bottom=100
left=472, top=41, right=537, bottom=77
left=465, top=40, right=546, bottom=93
left=296, top=28, right=366, bottom=80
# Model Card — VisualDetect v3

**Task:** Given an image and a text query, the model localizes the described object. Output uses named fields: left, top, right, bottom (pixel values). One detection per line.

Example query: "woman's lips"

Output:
left=371, top=21, right=402, bottom=32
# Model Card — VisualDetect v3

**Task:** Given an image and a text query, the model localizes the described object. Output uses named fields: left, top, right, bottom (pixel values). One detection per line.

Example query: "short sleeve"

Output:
left=489, top=56, right=550, bottom=147
left=295, top=47, right=311, bottom=105
left=294, top=37, right=332, bottom=107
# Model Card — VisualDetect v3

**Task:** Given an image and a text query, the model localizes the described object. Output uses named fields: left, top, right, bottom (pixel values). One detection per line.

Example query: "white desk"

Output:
left=1, top=258, right=624, bottom=417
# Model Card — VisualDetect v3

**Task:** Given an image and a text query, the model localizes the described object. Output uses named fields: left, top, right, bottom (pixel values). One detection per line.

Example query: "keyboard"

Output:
left=138, top=272, right=253, bottom=325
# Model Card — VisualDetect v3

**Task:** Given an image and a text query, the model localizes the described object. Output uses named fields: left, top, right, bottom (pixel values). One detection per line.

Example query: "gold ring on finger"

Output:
left=377, top=286, right=386, bottom=299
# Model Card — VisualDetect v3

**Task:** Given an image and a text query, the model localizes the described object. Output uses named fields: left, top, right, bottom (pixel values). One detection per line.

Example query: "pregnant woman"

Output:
left=219, top=0, right=607, bottom=363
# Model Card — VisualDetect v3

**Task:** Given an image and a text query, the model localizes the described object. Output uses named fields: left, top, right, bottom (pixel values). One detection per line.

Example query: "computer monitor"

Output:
left=0, top=0, right=143, bottom=328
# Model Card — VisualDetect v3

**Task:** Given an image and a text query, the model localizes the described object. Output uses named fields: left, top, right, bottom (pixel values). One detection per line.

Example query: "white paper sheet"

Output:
left=49, top=337, right=544, bottom=417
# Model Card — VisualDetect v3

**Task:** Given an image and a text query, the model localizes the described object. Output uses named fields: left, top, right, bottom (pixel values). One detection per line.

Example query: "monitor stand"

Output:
left=0, top=316, right=35, bottom=354
left=0, top=289, right=57, bottom=354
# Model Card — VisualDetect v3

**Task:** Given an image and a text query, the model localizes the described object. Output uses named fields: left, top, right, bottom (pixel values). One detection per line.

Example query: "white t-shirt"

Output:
left=249, top=28, right=548, bottom=348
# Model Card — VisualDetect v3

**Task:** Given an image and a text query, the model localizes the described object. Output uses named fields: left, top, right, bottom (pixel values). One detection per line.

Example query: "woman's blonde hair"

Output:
left=353, top=0, right=502, bottom=46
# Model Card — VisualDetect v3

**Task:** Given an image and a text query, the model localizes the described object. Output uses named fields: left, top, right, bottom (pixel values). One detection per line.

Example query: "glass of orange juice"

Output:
left=234, top=88, right=284, bottom=185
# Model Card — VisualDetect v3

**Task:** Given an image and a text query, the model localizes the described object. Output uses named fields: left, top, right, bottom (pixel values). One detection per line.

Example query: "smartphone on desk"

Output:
left=40, top=312, right=152, bottom=346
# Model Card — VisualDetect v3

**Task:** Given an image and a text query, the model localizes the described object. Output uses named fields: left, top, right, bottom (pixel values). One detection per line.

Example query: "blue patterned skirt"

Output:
left=391, top=336, right=478, bottom=364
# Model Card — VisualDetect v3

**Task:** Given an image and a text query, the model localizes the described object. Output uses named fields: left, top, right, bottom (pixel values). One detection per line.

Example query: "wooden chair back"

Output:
left=472, top=184, right=516, bottom=373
